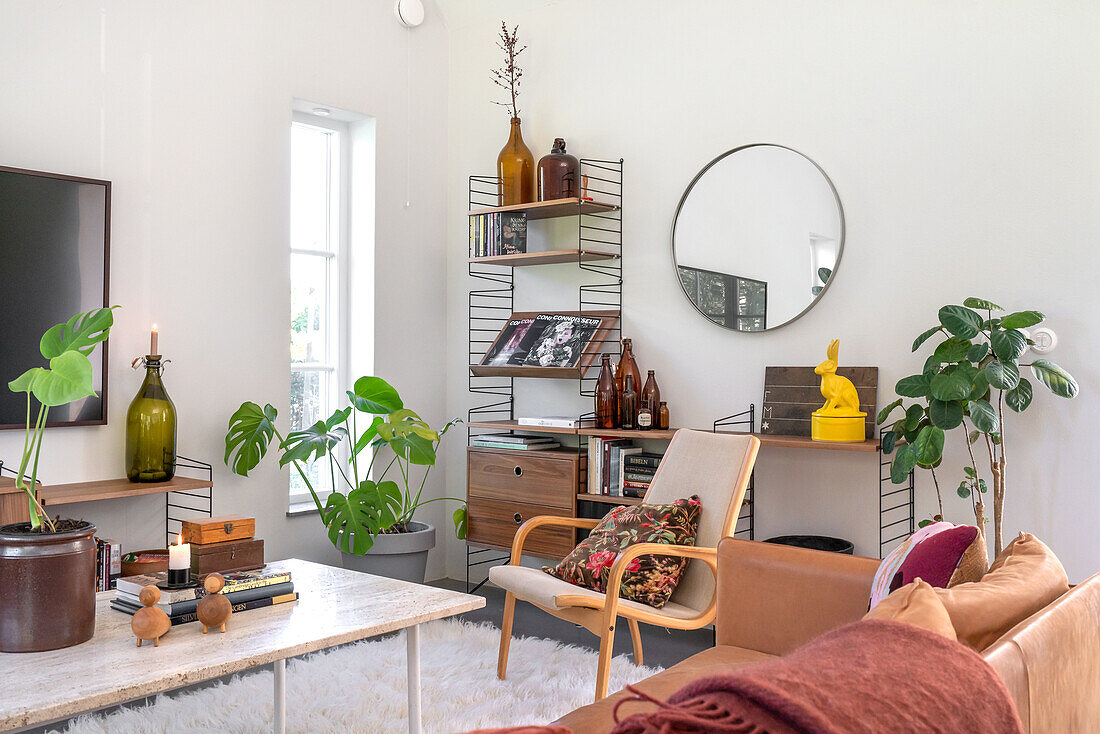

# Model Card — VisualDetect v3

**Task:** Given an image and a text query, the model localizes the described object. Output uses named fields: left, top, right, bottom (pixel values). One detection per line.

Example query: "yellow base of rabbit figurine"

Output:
left=811, top=411, right=867, bottom=442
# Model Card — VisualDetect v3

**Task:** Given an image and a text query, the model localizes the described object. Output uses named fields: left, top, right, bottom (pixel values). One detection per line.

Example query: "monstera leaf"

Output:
left=39, top=307, right=117, bottom=359
left=278, top=421, right=347, bottom=467
left=453, top=506, right=468, bottom=540
left=323, top=480, right=402, bottom=554
left=31, top=352, right=97, bottom=407
left=224, top=402, right=278, bottom=476
left=351, top=376, right=403, bottom=414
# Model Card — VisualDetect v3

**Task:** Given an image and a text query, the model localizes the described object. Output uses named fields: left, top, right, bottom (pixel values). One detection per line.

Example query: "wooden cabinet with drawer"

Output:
left=466, top=447, right=582, bottom=559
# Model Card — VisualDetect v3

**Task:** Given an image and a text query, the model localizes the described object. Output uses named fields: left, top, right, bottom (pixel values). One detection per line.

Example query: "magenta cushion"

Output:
left=892, top=524, right=979, bottom=591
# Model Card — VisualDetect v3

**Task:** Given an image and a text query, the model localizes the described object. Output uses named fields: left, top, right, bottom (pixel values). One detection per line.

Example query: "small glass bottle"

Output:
left=641, top=370, right=661, bottom=426
left=658, top=401, right=670, bottom=430
left=637, top=404, right=654, bottom=430
left=621, top=374, right=638, bottom=431
left=595, top=354, right=618, bottom=429
left=126, top=356, right=177, bottom=482
left=614, top=339, right=641, bottom=416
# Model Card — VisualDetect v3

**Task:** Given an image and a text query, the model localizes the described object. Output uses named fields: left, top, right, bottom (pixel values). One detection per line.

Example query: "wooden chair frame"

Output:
left=496, top=433, right=759, bottom=701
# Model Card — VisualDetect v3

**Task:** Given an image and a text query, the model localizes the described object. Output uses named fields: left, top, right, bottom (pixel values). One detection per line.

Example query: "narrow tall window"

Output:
left=290, top=115, right=348, bottom=502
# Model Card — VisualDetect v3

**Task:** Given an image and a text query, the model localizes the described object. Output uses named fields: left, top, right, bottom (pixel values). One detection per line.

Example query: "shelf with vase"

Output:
left=467, top=249, right=619, bottom=267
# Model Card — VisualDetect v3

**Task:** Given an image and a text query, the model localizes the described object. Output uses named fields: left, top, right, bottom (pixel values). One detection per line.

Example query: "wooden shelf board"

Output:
left=468, top=198, right=619, bottom=221
left=468, top=249, right=618, bottom=267
left=469, top=420, right=579, bottom=435
left=39, top=476, right=213, bottom=506
left=466, top=422, right=878, bottom=452
left=577, top=494, right=644, bottom=506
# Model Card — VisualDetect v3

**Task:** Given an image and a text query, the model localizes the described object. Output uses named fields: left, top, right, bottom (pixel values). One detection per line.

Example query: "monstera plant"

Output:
left=224, top=376, right=465, bottom=555
left=877, top=298, right=1078, bottom=555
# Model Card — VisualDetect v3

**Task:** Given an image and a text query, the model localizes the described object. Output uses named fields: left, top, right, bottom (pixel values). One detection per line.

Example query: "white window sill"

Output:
left=286, top=501, right=323, bottom=517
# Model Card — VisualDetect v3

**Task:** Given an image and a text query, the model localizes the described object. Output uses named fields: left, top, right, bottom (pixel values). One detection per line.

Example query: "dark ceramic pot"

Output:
left=0, top=521, right=97, bottom=652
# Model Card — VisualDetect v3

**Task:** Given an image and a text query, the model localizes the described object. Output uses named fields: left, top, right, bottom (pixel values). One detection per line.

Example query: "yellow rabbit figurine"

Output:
left=811, top=339, right=867, bottom=441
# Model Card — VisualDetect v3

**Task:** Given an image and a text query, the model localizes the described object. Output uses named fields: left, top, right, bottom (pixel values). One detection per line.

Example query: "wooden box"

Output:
left=190, top=538, right=264, bottom=575
left=181, top=514, right=255, bottom=545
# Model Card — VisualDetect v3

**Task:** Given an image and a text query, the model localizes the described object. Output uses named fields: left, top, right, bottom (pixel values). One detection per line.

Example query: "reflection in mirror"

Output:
left=672, top=144, right=843, bottom=332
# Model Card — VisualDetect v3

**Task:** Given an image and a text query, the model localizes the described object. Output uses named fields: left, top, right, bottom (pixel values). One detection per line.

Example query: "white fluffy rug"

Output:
left=52, top=619, right=662, bottom=733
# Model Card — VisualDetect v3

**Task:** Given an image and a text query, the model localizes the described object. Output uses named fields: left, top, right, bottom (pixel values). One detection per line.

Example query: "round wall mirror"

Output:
left=671, top=144, right=844, bottom=332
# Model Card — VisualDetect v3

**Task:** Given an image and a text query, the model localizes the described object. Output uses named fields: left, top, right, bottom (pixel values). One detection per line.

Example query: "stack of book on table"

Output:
left=586, top=439, right=664, bottom=498
left=470, top=433, right=561, bottom=451
left=111, top=568, right=298, bottom=626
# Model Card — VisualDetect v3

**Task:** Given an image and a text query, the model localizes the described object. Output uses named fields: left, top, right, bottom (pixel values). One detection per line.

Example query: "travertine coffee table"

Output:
left=0, top=558, right=483, bottom=734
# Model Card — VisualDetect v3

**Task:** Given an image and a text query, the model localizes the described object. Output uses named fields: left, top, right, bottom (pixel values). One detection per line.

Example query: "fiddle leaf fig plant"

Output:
left=6, top=307, right=118, bottom=532
left=878, top=298, right=1078, bottom=555
left=224, top=376, right=465, bottom=555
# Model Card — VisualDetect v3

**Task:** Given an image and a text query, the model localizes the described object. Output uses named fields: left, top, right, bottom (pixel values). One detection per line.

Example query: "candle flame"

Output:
left=152, top=323, right=159, bottom=332
left=176, top=532, right=183, bottom=546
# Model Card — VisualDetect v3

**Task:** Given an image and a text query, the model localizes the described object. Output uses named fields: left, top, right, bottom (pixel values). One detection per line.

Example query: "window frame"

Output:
left=289, top=113, right=351, bottom=507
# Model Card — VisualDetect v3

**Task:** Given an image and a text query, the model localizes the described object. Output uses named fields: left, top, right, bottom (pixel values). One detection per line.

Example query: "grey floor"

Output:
left=26, top=575, right=710, bottom=733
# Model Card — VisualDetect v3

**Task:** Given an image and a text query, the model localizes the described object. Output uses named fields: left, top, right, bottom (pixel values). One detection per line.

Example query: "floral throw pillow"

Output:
left=542, top=496, right=701, bottom=609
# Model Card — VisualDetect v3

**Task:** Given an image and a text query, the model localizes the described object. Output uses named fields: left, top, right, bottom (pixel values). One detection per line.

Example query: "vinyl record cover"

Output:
left=518, top=314, right=601, bottom=368
left=481, top=318, right=536, bottom=366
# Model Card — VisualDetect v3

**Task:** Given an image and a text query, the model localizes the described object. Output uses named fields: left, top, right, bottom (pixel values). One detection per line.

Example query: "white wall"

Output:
left=0, top=1, right=452, bottom=578
left=442, top=0, right=1100, bottom=581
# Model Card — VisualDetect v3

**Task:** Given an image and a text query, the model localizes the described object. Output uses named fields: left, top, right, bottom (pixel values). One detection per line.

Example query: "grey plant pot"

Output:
left=339, top=521, right=436, bottom=584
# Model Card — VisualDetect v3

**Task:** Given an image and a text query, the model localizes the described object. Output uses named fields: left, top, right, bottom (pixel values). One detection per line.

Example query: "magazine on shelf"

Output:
left=470, top=440, right=561, bottom=451
left=480, top=318, right=536, bottom=366
left=477, top=433, right=557, bottom=445
left=517, top=314, right=602, bottom=368
left=518, top=416, right=578, bottom=428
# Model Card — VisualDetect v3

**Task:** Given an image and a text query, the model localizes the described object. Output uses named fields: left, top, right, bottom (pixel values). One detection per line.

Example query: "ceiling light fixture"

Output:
left=394, top=0, right=424, bottom=28
left=312, top=107, right=331, bottom=117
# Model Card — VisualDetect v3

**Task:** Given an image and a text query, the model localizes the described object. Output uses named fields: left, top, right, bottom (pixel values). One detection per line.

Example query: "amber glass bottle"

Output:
left=537, top=138, right=579, bottom=201
left=658, top=401, right=670, bottom=430
left=595, top=354, right=618, bottom=429
left=614, top=339, right=641, bottom=416
left=621, top=374, right=638, bottom=430
left=641, top=370, right=661, bottom=427
left=497, top=118, right=535, bottom=206
left=126, top=357, right=177, bottom=482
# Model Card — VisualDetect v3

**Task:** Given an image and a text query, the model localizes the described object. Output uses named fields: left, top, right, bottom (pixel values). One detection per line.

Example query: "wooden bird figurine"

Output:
left=196, top=573, right=232, bottom=634
left=131, top=585, right=171, bottom=647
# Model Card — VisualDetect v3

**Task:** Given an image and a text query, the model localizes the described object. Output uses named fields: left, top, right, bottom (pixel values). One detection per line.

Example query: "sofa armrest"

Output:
left=717, top=537, right=881, bottom=655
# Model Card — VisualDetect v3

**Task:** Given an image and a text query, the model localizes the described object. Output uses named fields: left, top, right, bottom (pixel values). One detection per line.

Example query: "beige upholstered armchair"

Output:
left=489, top=429, right=761, bottom=701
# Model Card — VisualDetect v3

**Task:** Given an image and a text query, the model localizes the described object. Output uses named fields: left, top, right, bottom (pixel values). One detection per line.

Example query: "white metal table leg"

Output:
left=407, top=624, right=422, bottom=734
left=273, top=658, right=286, bottom=734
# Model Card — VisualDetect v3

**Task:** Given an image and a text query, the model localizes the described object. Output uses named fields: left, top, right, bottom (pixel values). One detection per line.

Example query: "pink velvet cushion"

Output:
left=894, top=524, right=979, bottom=590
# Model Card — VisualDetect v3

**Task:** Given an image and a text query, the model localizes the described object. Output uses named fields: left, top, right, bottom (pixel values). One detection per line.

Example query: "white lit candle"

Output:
left=168, top=533, right=190, bottom=570
left=150, top=324, right=159, bottom=355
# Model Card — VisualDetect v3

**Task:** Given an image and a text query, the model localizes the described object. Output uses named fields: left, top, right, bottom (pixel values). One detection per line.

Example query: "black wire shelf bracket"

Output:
left=879, top=426, right=915, bottom=558
left=165, top=455, right=214, bottom=547
left=577, top=159, right=623, bottom=399
left=712, top=405, right=756, bottom=540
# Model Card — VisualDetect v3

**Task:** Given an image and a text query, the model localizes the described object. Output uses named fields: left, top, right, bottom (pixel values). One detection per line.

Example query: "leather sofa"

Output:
left=555, top=537, right=1100, bottom=733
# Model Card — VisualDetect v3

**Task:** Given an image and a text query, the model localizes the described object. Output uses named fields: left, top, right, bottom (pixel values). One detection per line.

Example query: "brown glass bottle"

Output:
left=537, top=138, right=578, bottom=201
left=658, top=401, right=670, bottom=430
left=641, top=370, right=660, bottom=428
left=621, top=374, right=638, bottom=430
left=614, top=339, right=641, bottom=416
left=595, top=354, right=618, bottom=429
left=497, top=118, right=535, bottom=205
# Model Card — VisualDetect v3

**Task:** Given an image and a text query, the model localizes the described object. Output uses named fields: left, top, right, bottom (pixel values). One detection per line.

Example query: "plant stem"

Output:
left=348, top=414, right=360, bottom=486
left=274, top=428, right=325, bottom=516
left=25, top=405, right=54, bottom=532
left=928, top=466, right=943, bottom=519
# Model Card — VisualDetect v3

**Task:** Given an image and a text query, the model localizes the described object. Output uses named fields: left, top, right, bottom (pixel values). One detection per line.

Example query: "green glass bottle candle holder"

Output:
left=126, top=355, right=177, bottom=483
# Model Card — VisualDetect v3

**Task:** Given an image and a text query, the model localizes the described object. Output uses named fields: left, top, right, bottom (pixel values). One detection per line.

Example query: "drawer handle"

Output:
left=513, top=465, right=523, bottom=477
left=513, top=513, right=523, bottom=524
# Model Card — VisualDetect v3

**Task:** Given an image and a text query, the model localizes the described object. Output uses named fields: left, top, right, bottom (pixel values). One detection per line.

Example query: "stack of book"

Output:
left=587, top=438, right=660, bottom=497
left=470, top=211, right=527, bottom=258
left=622, top=452, right=663, bottom=498
left=94, top=537, right=122, bottom=592
left=111, top=568, right=298, bottom=627
left=470, top=433, right=561, bottom=451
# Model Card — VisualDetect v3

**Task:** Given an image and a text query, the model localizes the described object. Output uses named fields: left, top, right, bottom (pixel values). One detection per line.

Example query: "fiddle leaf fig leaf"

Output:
left=963, top=297, right=1003, bottom=311
left=968, top=399, right=999, bottom=434
left=938, top=305, right=983, bottom=339
left=930, top=370, right=971, bottom=402
left=1030, top=360, right=1079, bottom=398
left=39, top=306, right=118, bottom=359
left=224, top=402, right=278, bottom=476
left=1006, top=378, right=1034, bottom=412
left=929, top=399, right=964, bottom=430
left=896, top=375, right=931, bottom=398
left=1000, top=310, right=1044, bottom=329
left=933, top=336, right=973, bottom=363
left=912, top=425, right=945, bottom=466
left=905, top=404, right=924, bottom=431
left=912, top=326, right=942, bottom=352
left=891, top=444, right=916, bottom=484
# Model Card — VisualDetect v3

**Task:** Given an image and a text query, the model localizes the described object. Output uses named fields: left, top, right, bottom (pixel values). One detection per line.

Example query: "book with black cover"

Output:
left=112, top=592, right=299, bottom=626
left=116, top=581, right=295, bottom=616
left=481, top=318, right=536, bottom=366
left=518, top=314, right=601, bottom=368
left=500, top=212, right=527, bottom=254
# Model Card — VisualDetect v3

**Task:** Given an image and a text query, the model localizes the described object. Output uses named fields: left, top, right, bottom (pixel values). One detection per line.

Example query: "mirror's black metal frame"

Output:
left=671, top=143, right=845, bottom=332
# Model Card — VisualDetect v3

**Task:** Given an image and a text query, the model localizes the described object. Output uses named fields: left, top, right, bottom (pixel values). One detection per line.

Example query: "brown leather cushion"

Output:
left=936, top=532, right=1069, bottom=651
left=863, top=578, right=957, bottom=640
left=553, top=644, right=775, bottom=733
